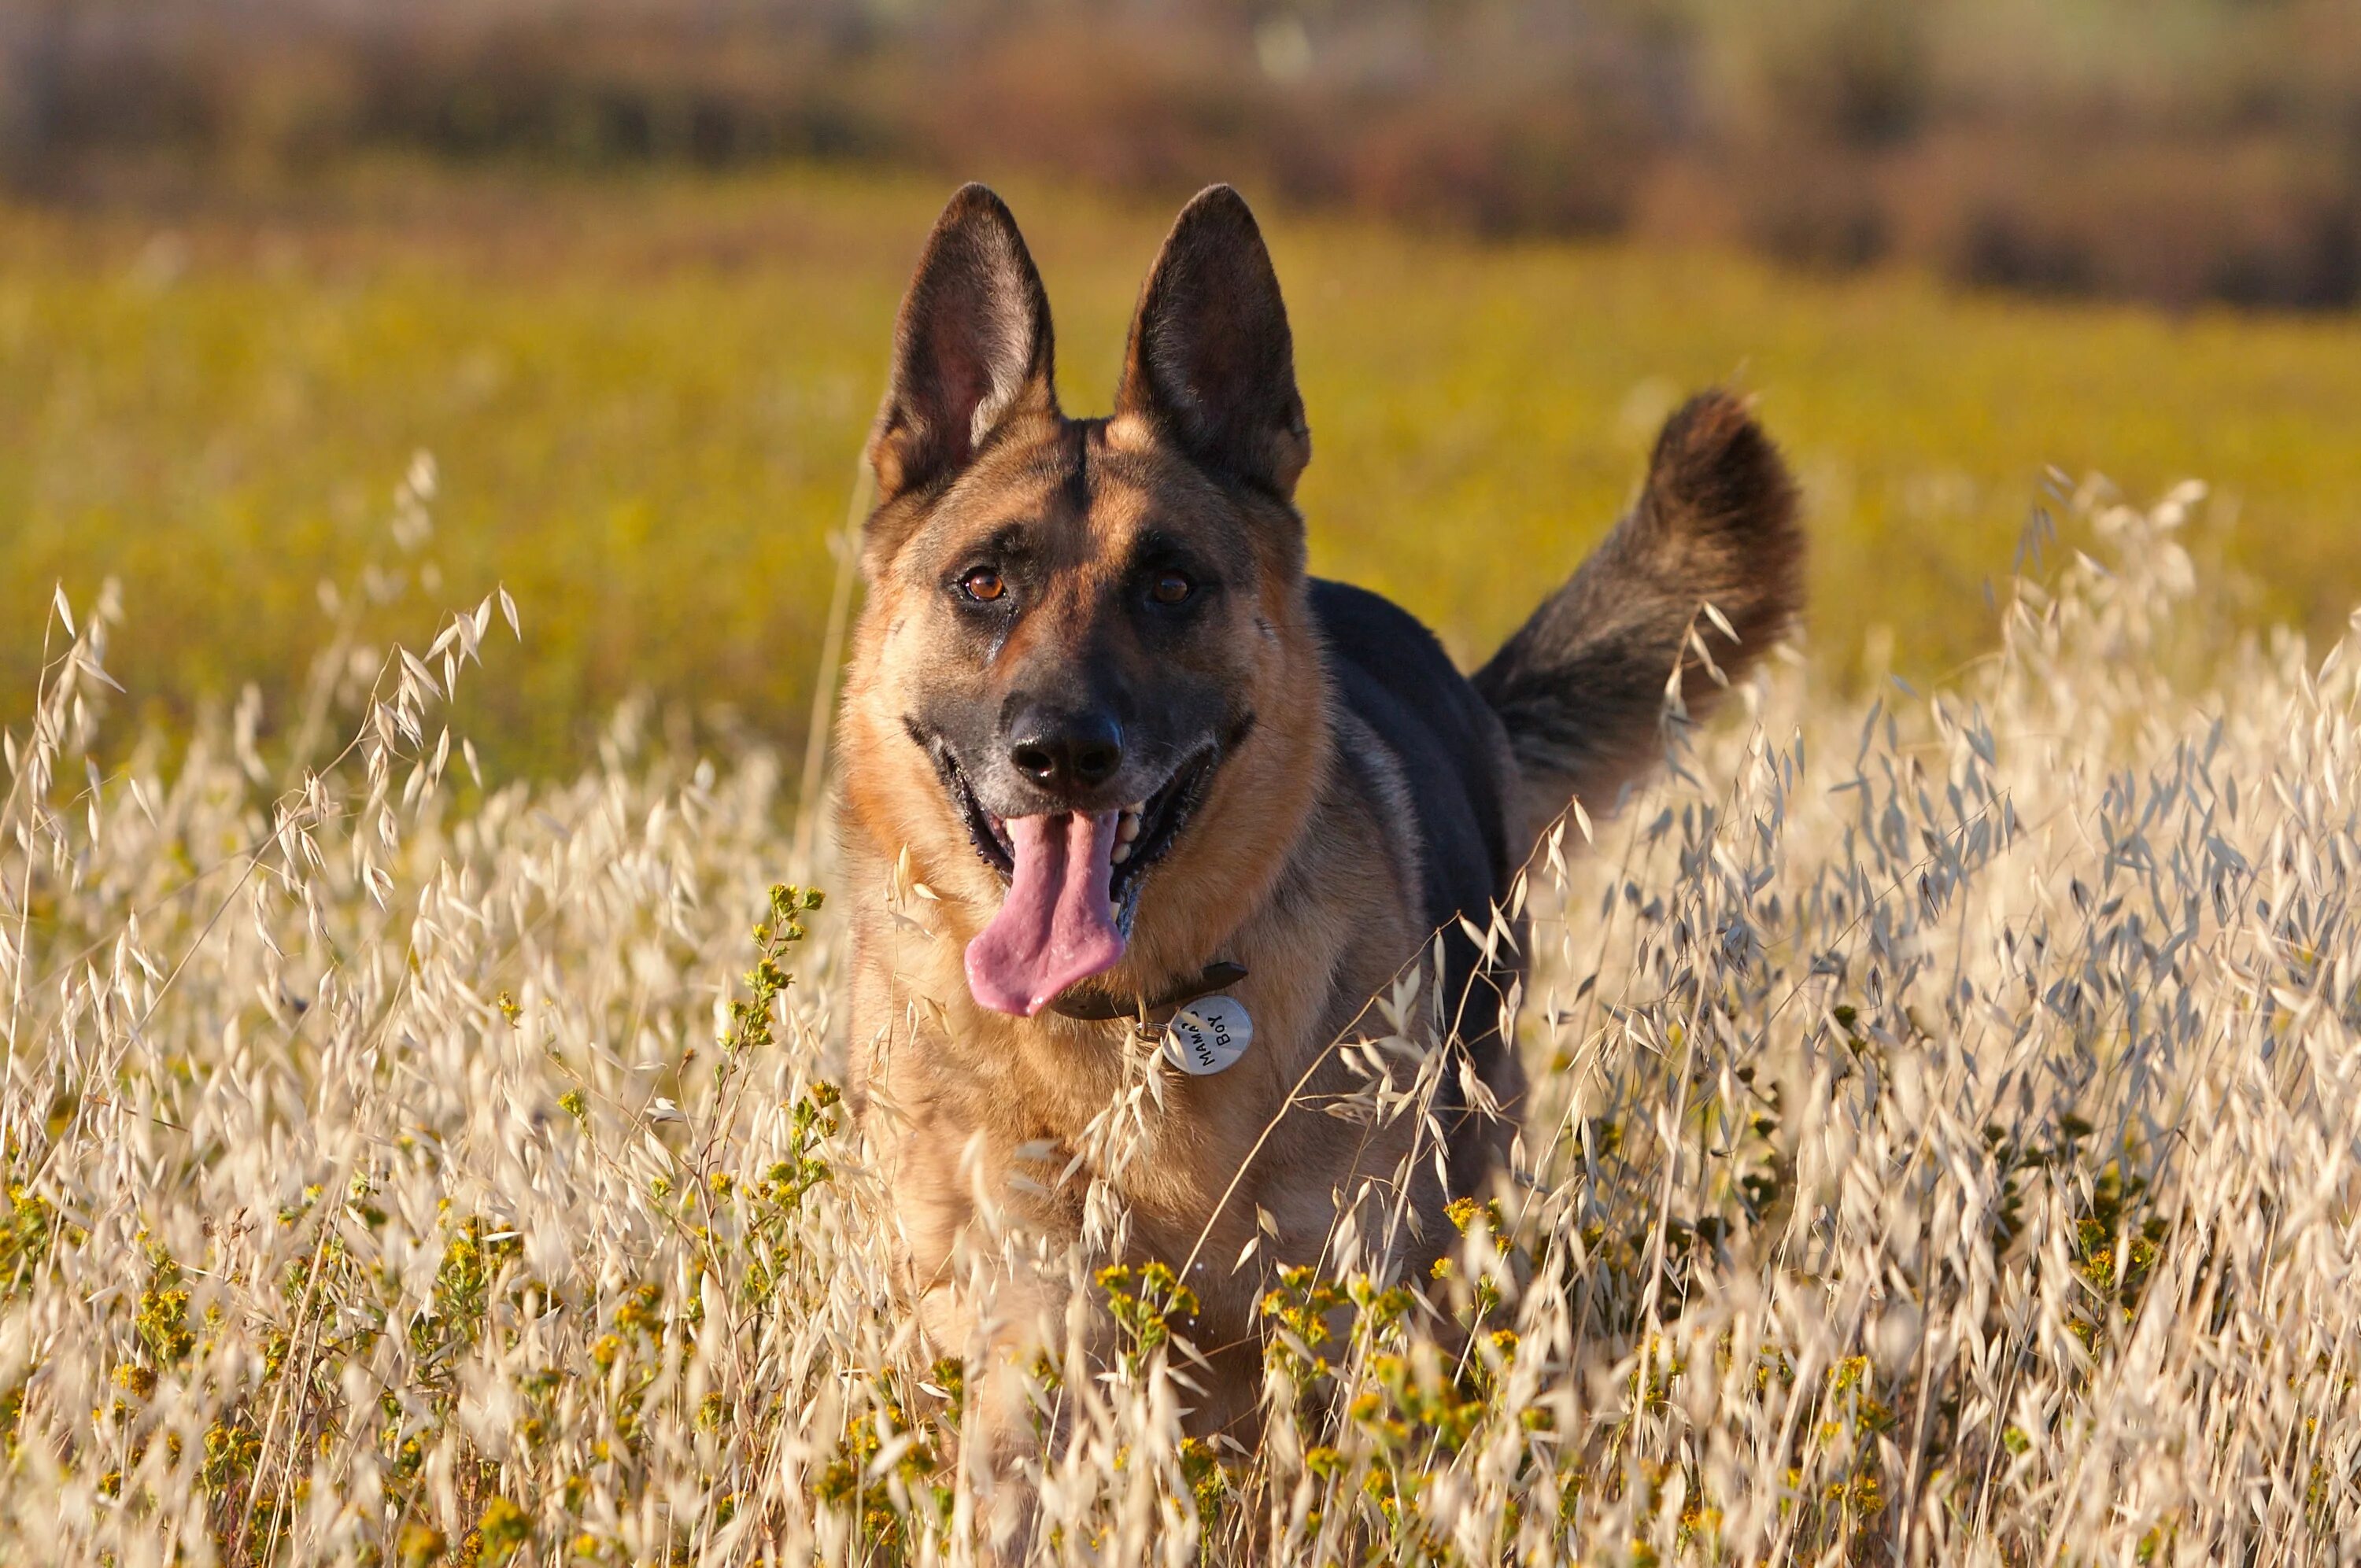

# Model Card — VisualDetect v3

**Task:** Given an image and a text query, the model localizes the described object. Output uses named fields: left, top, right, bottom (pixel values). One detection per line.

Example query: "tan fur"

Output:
left=833, top=184, right=1801, bottom=1550
left=839, top=430, right=1432, bottom=1438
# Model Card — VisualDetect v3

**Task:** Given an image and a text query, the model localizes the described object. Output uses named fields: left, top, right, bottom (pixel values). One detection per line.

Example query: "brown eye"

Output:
left=959, top=567, right=1005, bottom=603
left=1151, top=571, right=1194, bottom=605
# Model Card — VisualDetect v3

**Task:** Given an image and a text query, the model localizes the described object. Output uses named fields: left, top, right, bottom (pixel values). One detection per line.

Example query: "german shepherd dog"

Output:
left=838, top=183, right=1801, bottom=1537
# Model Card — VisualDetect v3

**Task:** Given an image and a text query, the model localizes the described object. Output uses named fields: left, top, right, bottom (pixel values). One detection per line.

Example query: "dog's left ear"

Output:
left=1115, top=185, right=1310, bottom=500
left=868, top=184, right=1059, bottom=507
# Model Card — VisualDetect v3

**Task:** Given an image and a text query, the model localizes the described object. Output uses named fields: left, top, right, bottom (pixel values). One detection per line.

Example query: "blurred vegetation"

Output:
left=5, top=164, right=2359, bottom=777
left=5, top=0, right=2361, bottom=310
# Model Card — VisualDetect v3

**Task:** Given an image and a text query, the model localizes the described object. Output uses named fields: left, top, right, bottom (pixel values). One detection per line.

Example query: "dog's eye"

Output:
left=1150, top=571, right=1195, bottom=606
left=959, top=567, right=1006, bottom=603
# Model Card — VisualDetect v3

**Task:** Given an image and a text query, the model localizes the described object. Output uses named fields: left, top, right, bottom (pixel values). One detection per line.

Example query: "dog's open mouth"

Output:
left=943, top=747, right=1217, bottom=912
left=937, top=747, right=1220, bottom=1016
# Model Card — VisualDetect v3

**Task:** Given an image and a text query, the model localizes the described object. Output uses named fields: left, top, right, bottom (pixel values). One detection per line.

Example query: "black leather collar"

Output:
left=1049, top=960, right=1249, bottom=1022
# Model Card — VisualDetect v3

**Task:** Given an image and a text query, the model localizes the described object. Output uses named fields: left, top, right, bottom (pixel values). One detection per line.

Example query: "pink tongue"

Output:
left=965, top=810, right=1127, bottom=1016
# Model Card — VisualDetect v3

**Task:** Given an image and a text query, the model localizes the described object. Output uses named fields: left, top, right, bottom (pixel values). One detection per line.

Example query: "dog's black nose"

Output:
left=1008, top=708, right=1124, bottom=794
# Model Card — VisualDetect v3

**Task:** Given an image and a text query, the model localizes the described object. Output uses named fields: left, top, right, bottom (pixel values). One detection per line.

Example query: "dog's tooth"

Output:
left=1118, top=815, right=1140, bottom=843
left=1112, top=842, right=1131, bottom=865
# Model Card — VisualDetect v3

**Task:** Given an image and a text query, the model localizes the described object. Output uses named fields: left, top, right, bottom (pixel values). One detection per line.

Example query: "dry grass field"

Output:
left=6, top=462, right=2361, bottom=1562
left=8, top=162, right=2361, bottom=1564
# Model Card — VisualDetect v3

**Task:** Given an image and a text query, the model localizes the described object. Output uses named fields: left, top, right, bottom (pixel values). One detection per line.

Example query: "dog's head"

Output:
left=841, top=184, right=1328, bottom=1018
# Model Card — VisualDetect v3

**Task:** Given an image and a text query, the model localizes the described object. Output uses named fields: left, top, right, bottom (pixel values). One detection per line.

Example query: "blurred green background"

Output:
left=3, top=2, right=2359, bottom=776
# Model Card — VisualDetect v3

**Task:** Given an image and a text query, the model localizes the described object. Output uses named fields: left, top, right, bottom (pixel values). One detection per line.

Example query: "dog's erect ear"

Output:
left=867, top=185, right=1058, bottom=505
left=1115, top=185, right=1310, bottom=500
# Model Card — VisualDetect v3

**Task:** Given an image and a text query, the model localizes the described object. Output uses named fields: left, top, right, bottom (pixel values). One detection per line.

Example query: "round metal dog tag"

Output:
left=1164, top=996, right=1253, bottom=1075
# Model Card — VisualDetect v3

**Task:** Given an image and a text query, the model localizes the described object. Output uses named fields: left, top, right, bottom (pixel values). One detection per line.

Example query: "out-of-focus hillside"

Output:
left=5, top=164, right=2359, bottom=775
left=5, top=0, right=2360, bottom=311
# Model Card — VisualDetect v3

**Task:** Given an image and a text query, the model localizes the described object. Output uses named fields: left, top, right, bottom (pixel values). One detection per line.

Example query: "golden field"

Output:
left=6, top=481, right=2361, bottom=1563
left=9, top=164, right=2361, bottom=1565
left=5, top=164, right=2360, bottom=773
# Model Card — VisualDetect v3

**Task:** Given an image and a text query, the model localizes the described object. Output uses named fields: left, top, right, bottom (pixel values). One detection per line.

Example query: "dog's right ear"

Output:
left=1115, top=186, right=1310, bottom=501
left=866, top=185, right=1058, bottom=508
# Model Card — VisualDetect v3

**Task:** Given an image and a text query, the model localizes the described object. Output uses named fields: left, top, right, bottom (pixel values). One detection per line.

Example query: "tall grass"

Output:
left=6, top=467, right=2361, bottom=1564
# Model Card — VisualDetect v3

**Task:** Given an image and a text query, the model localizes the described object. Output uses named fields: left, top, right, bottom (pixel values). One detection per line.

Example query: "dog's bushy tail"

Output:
left=1472, top=390, right=1803, bottom=836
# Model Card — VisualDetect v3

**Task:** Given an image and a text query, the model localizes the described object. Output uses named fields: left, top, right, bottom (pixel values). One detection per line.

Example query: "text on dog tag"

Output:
left=1164, top=996, right=1253, bottom=1075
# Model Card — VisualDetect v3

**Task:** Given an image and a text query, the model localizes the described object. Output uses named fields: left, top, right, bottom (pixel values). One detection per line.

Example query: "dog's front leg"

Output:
left=879, top=1119, right=1107, bottom=1564
left=921, top=1260, right=1104, bottom=1566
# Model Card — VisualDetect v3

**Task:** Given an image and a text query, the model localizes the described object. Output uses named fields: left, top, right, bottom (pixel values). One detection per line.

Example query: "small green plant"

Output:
left=1097, top=1262, right=1200, bottom=1380
left=722, top=885, right=826, bottom=1062
left=0, top=1179, right=52, bottom=1298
